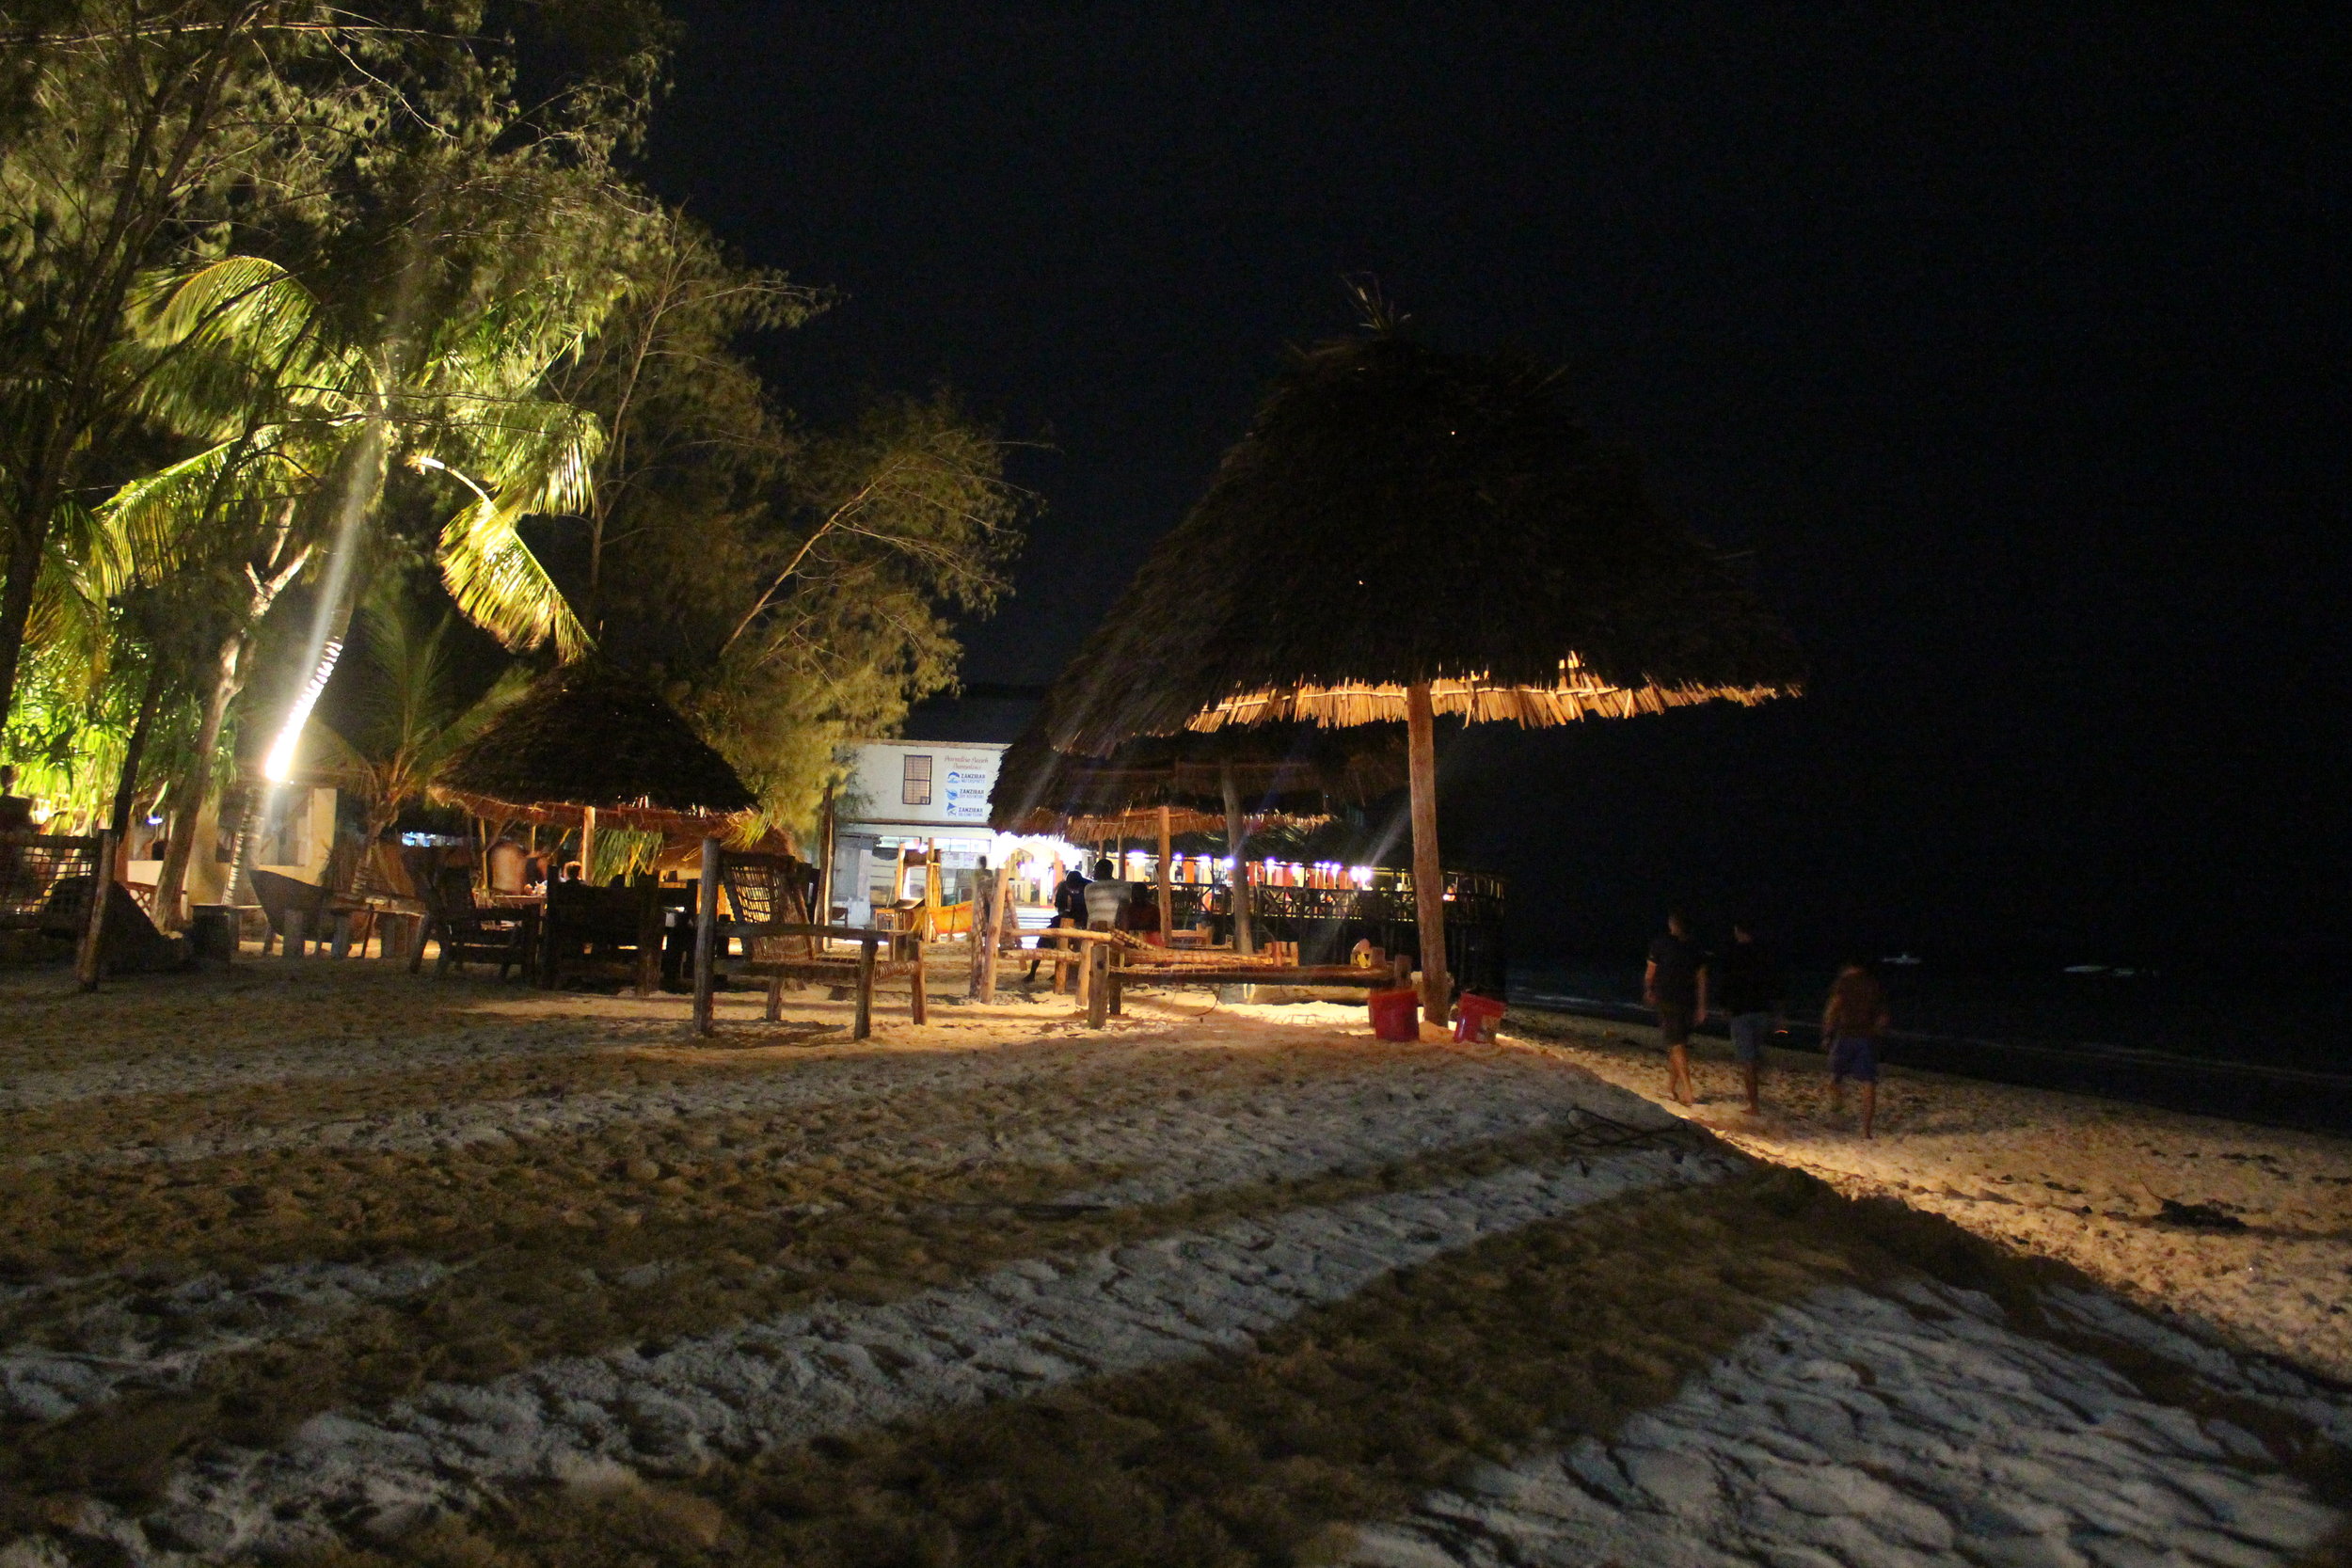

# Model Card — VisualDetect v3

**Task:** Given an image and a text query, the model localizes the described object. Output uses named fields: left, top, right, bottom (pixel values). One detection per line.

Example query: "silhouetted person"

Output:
left=1645, top=911, right=1708, bottom=1105
left=1029, top=863, right=1090, bottom=982
left=1823, top=960, right=1892, bottom=1137
left=1718, top=921, right=1786, bottom=1114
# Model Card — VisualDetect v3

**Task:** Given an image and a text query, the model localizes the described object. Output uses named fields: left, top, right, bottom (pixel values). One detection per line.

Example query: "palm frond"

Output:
left=437, top=493, right=591, bottom=659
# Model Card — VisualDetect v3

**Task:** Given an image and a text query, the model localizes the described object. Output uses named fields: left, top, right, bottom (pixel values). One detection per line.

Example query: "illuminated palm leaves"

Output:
left=106, top=254, right=609, bottom=657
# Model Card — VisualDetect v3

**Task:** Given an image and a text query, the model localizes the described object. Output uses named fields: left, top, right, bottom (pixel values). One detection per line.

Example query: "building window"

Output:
left=901, top=753, right=933, bottom=806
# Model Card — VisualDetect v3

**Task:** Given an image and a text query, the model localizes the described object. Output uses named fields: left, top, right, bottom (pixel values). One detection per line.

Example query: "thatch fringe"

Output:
left=987, top=721, right=1406, bottom=835
left=1034, top=332, right=1805, bottom=755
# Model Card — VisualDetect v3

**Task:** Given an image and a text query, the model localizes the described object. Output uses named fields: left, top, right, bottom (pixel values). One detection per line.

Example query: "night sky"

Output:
left=640, top=4, right=2350, bottom=965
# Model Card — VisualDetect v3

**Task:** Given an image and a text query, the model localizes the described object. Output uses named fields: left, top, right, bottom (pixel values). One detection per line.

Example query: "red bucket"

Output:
left=1367, top=988, right=1420, bottom=1042
left=1453, top=991, right=1506, bottom=1043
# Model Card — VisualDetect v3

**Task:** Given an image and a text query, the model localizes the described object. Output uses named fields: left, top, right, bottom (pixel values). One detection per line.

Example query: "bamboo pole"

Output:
left=1154, top=803, right=1175, bottom=941
left=580, top=805, right=598, bottom=885
left=1406, top=681, right=1450, bottom=1025
left=1220, top=764, right=1253, bottom=955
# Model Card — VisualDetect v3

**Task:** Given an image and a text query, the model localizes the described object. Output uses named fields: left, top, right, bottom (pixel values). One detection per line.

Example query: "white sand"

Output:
left=101, top=1153, right=1724, bottom=1563
left=1351, top=1277, right=2344, bottom=1568
left=1514, top=1015, right=2352, bottom=1382
left=3, top=968, right=2349, bottom=1566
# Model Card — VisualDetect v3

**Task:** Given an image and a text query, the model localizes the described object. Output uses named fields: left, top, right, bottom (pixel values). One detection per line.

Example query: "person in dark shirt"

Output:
left=1717, top=921, right=1786, bottom=1114
left=1028, top=863, right=1091, bottom=983
left=1822, top=960, right=1893, bottom=1137
left=1644, top=911, right=1708, bottom=1105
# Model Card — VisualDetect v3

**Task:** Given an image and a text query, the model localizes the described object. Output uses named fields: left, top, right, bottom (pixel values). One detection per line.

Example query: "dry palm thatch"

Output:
left=1031, top=328, right=1804, bottom=1017
left=1036, top=333, right=1804, bottom=755
left=435, top=662, right=756, bottom=833
left=986, top=721, right=1404, bottom=837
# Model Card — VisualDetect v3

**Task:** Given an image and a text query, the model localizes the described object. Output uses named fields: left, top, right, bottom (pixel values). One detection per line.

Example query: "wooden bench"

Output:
left=691, top=844, right=922, bottom=1039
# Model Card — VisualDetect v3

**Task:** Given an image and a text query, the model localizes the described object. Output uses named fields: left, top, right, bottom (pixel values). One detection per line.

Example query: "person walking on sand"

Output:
left=1644, top=911, right=1708, bottom=1105
left=1719, top=920, right=1786, bottom=1114
left=1823, top=959, right=1892, bottom=1137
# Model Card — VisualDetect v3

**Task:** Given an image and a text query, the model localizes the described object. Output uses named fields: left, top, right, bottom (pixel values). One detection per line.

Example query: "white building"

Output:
left=828, top=739, right=1076, bottom=927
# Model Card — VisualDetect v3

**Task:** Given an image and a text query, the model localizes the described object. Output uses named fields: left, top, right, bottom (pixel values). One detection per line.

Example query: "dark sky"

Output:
left=640, top=4, right=2351, bottom=962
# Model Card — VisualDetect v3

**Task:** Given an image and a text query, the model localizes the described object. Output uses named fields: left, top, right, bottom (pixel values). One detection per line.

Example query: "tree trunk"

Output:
left=107, top=657, right=167, bottom=881
left=1407, top=681, right=1451, bottom=1025
left=151, top=630, right=245, bottom=928
left=816, top=784, right=835, bottom=926
left=0, top=483, right=56, bottom=734
left=1220, top=764, right=1253, bottom=956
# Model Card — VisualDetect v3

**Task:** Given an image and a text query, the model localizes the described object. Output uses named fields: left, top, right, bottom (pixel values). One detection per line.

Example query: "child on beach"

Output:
left=1823, top=960, right=1892, bottom=1137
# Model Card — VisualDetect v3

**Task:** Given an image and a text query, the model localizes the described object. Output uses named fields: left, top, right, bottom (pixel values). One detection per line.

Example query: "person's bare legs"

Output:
left=1859, top=1082, right=1876, bottom=1138
left=1742, top=1058, right=1760, bottom=1114
left=1830, top=1075, right=1846, bottom=1119
left=1667, top=1043, right=1693, bottom=1105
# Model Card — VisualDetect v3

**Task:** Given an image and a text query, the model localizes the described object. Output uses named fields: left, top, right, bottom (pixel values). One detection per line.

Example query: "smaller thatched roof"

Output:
left=436, top=662, right=756, bottom=832
left=988, top=721, right=1405, bottom=837
left=1054, top=807, right=1328, bottom=845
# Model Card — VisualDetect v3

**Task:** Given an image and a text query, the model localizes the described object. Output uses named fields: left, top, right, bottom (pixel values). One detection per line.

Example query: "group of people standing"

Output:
left=1643, top=911, right=1892, bottom=1136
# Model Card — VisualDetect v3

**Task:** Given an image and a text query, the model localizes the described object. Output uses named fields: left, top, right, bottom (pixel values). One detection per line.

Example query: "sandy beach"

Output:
left=0, top=959, right=2344, bottom=1566
left=1510, top=1009, right=2352, bottom=1386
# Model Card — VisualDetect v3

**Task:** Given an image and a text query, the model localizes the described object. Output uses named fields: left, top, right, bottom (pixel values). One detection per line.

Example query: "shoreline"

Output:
left=1508, top=995, right=2352, bottom=1135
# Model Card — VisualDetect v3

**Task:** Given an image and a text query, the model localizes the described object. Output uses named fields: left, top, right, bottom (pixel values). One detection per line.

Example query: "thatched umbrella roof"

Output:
left=436, top=662, right=756, bottom=832
left=1031, top=328, right=1804, bottom=1017
left=1037, top=333, right=1804, bottom=754
left=987, top=721, right=1404, bottom=837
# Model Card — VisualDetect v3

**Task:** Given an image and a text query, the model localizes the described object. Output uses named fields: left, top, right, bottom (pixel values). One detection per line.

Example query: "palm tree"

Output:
left=317, top=582, right=525, bottom=852
left=112, top=237, right=620, bottom=920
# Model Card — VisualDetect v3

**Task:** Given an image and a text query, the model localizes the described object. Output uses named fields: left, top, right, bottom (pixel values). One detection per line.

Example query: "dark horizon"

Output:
left=643, top=4, right=2350, bottom=964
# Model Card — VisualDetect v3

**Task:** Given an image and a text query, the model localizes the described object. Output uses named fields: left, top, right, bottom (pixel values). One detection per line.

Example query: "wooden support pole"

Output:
left=1406, top=680, right=1451, bottom=1026
left=1154, top=803, right=1175, bottom=942
left=910, top=934, right=928, bottom=1024
left=1087, top=941, right=1109, bottom=1029
left=854, top=935, right=877, bottom=1039
left=691, top=835, right=720, bottom=1036
left=580, top=805, right=597, bottom=884
left=979, top=851, right=1018, bottom=1003
left=634, top=880, right=660, bottom=998
left=966, top=866, right=992, bottom=998
left=75, top=832, right=114, bottom=992
left=1220, top=764, right=1253, bottom=956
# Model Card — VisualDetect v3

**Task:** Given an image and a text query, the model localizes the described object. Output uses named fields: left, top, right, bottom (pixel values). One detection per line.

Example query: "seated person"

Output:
left=1124, top=881, right=1161, bottom=939
left=1081, top=858, right=1127, bottom=929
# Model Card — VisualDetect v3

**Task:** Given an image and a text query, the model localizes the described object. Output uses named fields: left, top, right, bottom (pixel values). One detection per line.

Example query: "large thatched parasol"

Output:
left=437, top=662, right=756, bottom=867
left=1037, top=330, right=1804, bottom=1020
left=990, top=721, right=1406, bottom=946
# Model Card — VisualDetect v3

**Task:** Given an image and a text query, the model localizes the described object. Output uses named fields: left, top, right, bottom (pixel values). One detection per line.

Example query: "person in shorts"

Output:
left=1822, top=959, right=1892, bottom=1137
left=1717, top=921, right=1785, bottom=1114
left=1644, top=911, right=1708, bottom=1105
